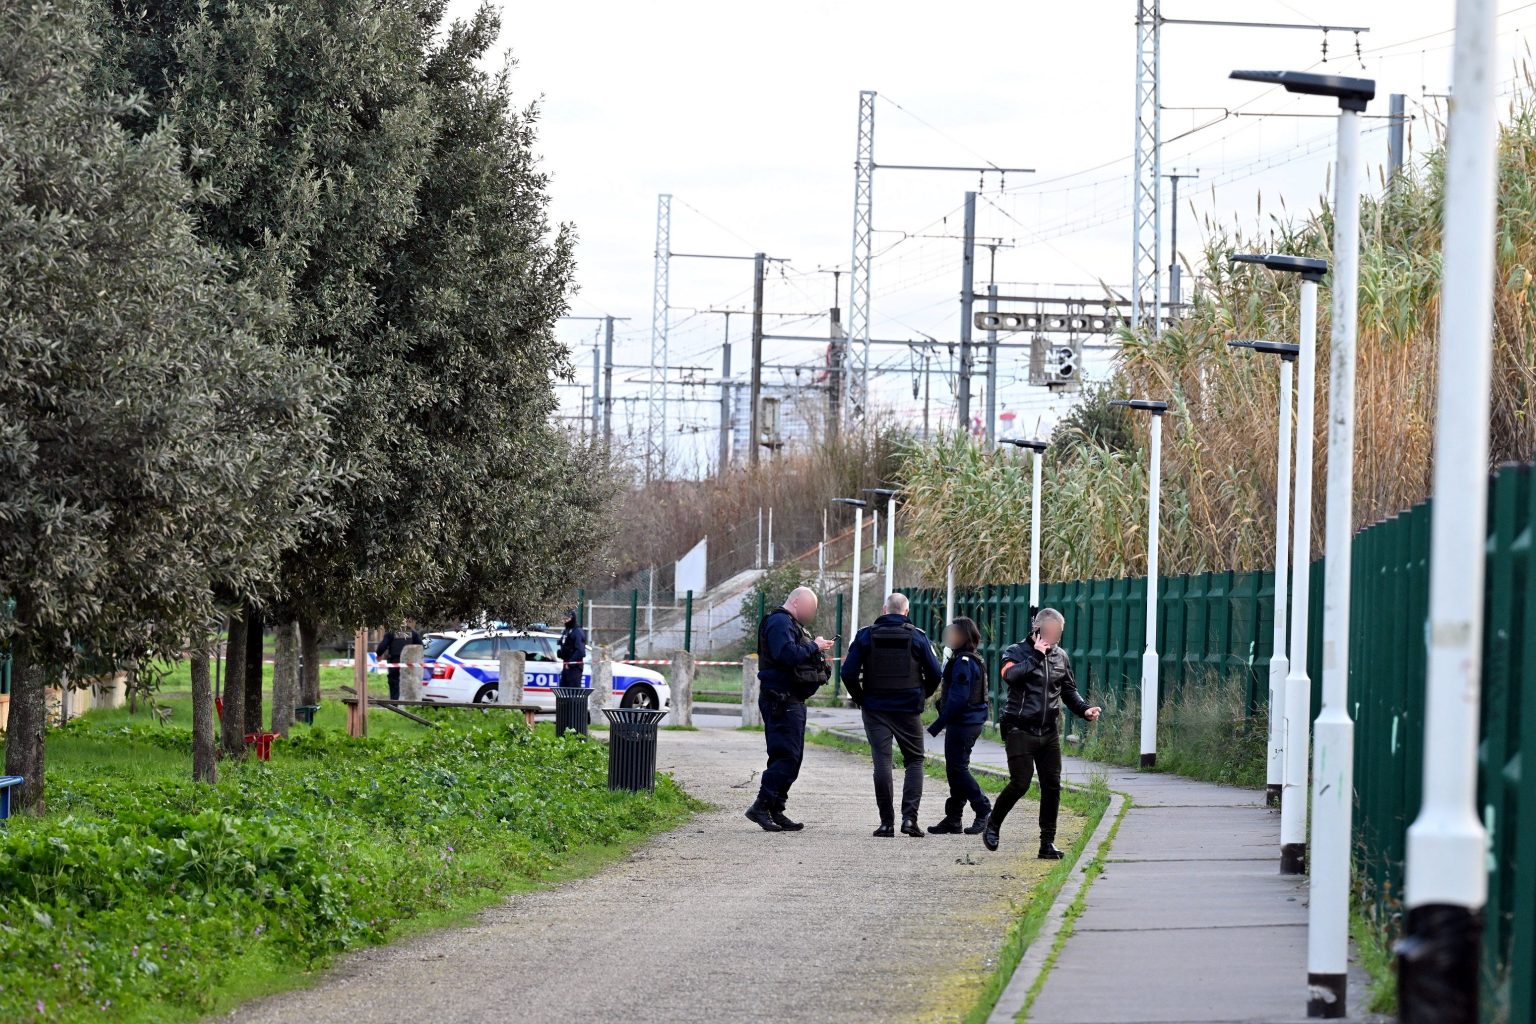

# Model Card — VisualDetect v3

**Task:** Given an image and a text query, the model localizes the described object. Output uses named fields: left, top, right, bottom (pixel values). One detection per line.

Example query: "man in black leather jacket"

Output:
left=982, top=608, right=1101, bottom=858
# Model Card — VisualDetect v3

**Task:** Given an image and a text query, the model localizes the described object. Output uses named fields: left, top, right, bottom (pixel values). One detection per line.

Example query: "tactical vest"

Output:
left=945, top=652, right=987, bottom=704
left=865, top=621, right=921, bottom=691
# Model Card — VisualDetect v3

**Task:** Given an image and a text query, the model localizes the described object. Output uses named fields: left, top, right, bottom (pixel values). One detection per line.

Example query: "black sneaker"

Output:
left=927, top=817, right=963, bottom=835
left=1038, top=842, right=1065, bottom=860
left=744, top=801, right=782, bottom=832
left=900, top=818, right=925, bottom=838
left=770, top=810, right=804, bottom=832
left=872, top=823, right=895, bottom=838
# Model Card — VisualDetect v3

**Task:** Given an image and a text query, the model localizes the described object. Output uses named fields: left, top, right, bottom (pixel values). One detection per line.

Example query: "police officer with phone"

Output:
left=745, top=586, right=833, bottom=833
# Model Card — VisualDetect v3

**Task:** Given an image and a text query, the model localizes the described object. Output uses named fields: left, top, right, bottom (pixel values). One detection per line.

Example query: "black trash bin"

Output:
left=294, top=704, right=319, bottom=726
left=602, top=708, right=668, bottom=793
left=552, top=687, right=591, bottom=738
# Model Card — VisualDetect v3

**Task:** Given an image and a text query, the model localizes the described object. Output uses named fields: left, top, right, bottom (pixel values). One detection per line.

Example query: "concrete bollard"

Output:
left=590, top=646, right=614, bottom=724
left=666, top=650, right=695, bottom=726
left=398, top=643, right=424, bottom=703
left=740, top=654, right=761, bottom=727
left=497, top=650, right=526, bottom=706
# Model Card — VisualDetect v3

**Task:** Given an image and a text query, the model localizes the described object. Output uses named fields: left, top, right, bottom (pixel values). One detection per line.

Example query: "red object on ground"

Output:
left=244, top=731, right=278, bottom=761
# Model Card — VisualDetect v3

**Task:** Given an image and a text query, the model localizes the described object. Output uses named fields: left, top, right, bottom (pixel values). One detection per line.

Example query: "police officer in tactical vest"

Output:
left=841, top=593, right=943, bottom=837
left=745, top=586, right=834, bottom=832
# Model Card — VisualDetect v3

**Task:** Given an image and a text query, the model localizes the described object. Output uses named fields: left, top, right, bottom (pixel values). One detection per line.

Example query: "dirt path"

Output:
left=224, top=729, right=1079, bottom=1024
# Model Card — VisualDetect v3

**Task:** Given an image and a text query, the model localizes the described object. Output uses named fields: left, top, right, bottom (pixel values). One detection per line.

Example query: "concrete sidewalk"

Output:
left=801, top=705, right=1383, bottom=1023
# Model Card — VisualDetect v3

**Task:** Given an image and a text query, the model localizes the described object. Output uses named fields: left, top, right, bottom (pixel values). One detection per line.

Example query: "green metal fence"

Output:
left=910, top=461, right=1536, bottom=1023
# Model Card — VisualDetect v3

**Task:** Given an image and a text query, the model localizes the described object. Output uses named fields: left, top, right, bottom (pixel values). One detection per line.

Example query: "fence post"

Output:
left=627, top=590, right=638, bottom=660
left=667, top=650, right=694, bottom=726
left=740, top=654, right=761, bottom=726
left=498, top=649, right=525, bottom=706
left=397, top=641, right=423, bottom=705
left=684, top=590, right=694, bottom=652
left=590, top=646, right=613, bottom=725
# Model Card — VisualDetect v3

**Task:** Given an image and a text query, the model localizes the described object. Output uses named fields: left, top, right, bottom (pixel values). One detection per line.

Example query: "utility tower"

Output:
left=847, top=91, right=877, bottom=427
left=648, top=194, right=672, bottom=482
left=1131, top=0, right=1162, bottom=334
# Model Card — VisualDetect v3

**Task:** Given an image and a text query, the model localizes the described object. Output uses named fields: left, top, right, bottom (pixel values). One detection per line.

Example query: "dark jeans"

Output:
left=862, top=709, right=925, bottom=824
left=991, top=727, right=1063, bottom=843
left=944, top=722, right=991, bottom=819
left=559, top=663, right=584, bottom=688
left=386, top=669, right=400, bottom=701
left=757, top=694, right=807, bottom=809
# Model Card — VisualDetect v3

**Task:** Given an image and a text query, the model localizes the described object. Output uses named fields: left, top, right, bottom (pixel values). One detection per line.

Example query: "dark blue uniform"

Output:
left=755, top=607, right=823, bottom=812
left=842, top=613, right=942, bottom=827
left=557, top=616, right=587, bottom=688
left=928, top=650, right=992, bottom=825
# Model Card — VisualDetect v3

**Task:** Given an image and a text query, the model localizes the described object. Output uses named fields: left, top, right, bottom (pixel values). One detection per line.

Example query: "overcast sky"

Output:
left=446, top=0, right=1536, bottom=472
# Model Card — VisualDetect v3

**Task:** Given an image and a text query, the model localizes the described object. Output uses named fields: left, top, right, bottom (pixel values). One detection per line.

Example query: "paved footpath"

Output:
left=225, top=728, right=1082, bottom=1024
left=800, top=705, right=1383, bottom=1024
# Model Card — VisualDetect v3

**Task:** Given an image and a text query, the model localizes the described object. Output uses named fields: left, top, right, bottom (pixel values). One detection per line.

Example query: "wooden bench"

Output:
left=340, top=696, right=542, bottom=735
left=0, top=775, right=23, bottom=821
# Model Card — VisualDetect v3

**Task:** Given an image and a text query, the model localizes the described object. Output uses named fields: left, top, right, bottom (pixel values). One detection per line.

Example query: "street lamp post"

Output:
left=1002, top=439, right=1049, bottom=613
left=864, top=488, right=899, bottom=597
left=1228, top=336, right=1301, bottom=800
left=1232, top=67, right=1375, bottom=1019
left=1232, top=253, right=1328, bottom=865
left=1399, top=1, right=1499, bottom=1018
left=1109, top=399, right=1169, bottom=768
left=833, top=498, right=868, bottom=637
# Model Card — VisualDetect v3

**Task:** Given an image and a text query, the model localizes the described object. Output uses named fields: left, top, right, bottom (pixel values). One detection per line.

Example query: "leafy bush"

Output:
left=0, top=717, right=697, bottom=1022
left=740, top=562, right=817, bottom=630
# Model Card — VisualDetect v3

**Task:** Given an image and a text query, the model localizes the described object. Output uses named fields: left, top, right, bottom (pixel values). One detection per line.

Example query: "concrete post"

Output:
left=740, top=654, right=761, bottom=727
left=399, top=643, right=424, bottom=703
left=667, top=650, right=695, bottom=726
left=590, top=646, right=613, bottom=724
left=497, top=649, right=525, bottom=705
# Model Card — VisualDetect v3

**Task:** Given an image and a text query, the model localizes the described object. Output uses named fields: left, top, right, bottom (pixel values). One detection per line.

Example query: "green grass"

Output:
left=806, top=726, right=1112, bottom=1023
left=1350, top=898, right=1399, bottom=1015
left=0, top=703, right=700, bottom=1023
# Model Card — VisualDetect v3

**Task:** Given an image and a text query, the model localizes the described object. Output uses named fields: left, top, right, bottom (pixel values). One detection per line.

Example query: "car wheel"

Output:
left=473, top=684, right=498, bottom=704
left=620, top=684, right=657, bottom=710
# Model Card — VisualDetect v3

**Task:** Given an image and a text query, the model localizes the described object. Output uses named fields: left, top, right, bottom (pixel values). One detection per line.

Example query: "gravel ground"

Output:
left=223, top=728, right=1078, bottom=1024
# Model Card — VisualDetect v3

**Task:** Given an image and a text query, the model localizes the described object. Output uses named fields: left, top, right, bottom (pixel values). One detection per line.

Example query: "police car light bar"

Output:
left=1228, top=339, right=1301, bottom=361
left=1230, top=252, right=1329, bottom=282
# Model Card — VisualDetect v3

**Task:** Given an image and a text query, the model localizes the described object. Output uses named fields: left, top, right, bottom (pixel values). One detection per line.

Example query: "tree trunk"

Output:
left=271, top=620, right=298, bottom=737
left=221, top=612, right=247, bottom=757
left=299, top=616, right=322, bottom=706
left=244, top=604, right=264, bottom=732
left=3, top=632, right=47, bottom=814
left=190, top=647, right=217, bottom=783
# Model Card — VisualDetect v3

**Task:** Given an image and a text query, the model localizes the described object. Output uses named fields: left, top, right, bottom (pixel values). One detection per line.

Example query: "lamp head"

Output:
left=1002, top=438, right=1049, bottom=453
left=1230, top=252, right=1329, bottom=282
left=1228, top=339, right=1300, bottom=361
left=862, top=487, right=899, bottom=499
left=1228, top=69, right=1375, bottom=112
left=831, top=497, right=867, bottom=509
left=1108, top=398, right=1170, bottom=415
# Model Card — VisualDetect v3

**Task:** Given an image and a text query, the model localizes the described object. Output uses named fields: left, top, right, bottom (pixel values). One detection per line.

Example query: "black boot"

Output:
left=872, top=822, right=895, bottom=838
left=900, top=817, right=925, bottom=838
left=964, top=810, right=990, bottom=835
left=744, top=798, right=782, bottom=832
left=927, top=815, right=963, bottom=835
left=1038, top=840, right=1065, bottom=860
left=982, top=824, right=1001, bottom=851
left=770, top=809, right=804, bottom=831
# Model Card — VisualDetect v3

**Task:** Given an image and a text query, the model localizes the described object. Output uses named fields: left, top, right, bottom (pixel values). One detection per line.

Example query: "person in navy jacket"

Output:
left=745, top=587, right=833, bottom=832
left=841, top=593, right=942, bottom=837
left=926, top=617, right=992, bottom=835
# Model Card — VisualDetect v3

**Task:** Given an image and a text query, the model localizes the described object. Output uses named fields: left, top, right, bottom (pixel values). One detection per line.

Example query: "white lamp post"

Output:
left=1399, top=1, right=1497, bottom=1018
left=1109, top=399, right=1169, bottom=768
left=1228, top=336, right=1299, bottom=808
left=833, top=497, right=868, bottom=636
left=1002, top=438, right=1050, bottom=613
left=864, top=488, right=899, bottom=598
left=1232, top=67, right=1375, bottom=1019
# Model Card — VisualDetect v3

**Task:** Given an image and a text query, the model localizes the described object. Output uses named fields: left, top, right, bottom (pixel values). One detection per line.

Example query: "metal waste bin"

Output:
left=552, top=687, right=591, bottom=738
left=294, top=704, right=319, bottom=726
left=602, top=708, right=667, bottom=793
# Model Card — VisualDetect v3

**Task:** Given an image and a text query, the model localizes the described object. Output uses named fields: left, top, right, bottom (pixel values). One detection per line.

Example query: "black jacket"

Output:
left=999, top=639, right=1090, bottom=734
left=558, top=620, right=587, bottom=664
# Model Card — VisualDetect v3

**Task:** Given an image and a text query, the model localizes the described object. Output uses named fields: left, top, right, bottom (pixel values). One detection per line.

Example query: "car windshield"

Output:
left=422, top=636, right=456, bottom=659
left=502, top=636, right=559, bottom=661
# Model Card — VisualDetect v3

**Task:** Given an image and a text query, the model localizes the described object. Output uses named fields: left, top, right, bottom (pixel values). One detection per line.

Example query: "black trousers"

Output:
left=943, top=722, right=991, bottom=819
left=990, top=727, right=1063, bottom=842
left=757, top=694, right=807, bottom=809
left=862, top=709, right=925, bottom=824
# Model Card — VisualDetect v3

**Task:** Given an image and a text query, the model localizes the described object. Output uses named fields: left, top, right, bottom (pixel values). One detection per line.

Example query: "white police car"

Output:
left=419, top=629, right=670, bottom=711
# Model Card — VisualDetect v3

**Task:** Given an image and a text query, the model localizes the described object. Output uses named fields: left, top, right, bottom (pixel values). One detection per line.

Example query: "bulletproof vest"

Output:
left=865, top=621, right=920, bottom=691
left=951, top=652, right=987, bottom=704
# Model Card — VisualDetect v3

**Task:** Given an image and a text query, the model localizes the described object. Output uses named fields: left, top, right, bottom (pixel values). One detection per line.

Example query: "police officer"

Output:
left=375, top=619, right=422, bottom=701
left=745, top=586, right=833, bottom=833
left=557, top=608, right=587, bottom=688
left=926, top=617, right=991, bottom=835
left=984, top=607, right=1102, bottom=858
left=841, top=593, right=942, bottom=837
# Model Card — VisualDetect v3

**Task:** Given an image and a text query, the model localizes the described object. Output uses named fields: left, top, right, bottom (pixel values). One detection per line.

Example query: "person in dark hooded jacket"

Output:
left=557, top=609, right=587, bottom=688
left=982, top=607, right=1101, bottom=859
left=925, top=617, right=991, bottom=835
left=841, top=593, right=942, bottom=838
